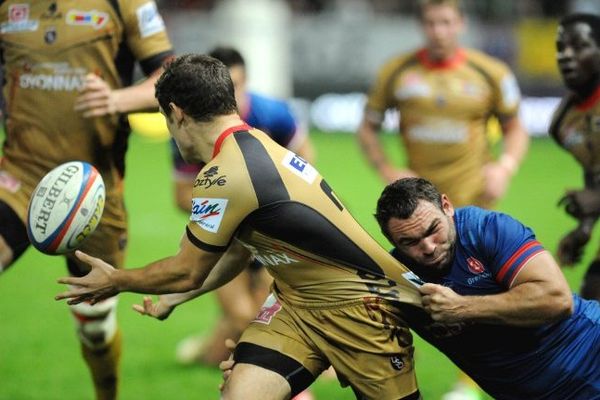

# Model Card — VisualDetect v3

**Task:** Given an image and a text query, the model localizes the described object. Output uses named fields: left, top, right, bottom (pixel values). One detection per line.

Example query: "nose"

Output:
left=420, top=237, right=436, bottom=256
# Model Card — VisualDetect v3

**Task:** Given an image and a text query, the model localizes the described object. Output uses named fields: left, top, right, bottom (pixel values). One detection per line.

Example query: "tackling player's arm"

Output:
left=419, top=251, right=573, bottom=326
left=55, top=230, right=225, bottom=305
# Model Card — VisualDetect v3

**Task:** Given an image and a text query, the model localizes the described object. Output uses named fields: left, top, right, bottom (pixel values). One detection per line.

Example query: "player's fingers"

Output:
left=57, top=276, right=84, bottom=285
left=224, top=338, right=237, bottom=352
left=82, top=108, right=111, bottom=118
left=74, top=250, right=95, bottom=264
left=417, top=282, right=438, bottom=294
left=74, top=92, right=109, bottom=107
left=132, top=304, right=145, bottom=315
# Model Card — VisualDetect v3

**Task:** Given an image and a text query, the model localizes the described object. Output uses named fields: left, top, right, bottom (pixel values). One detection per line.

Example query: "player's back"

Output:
left=186, top=126, right=422, bottom=305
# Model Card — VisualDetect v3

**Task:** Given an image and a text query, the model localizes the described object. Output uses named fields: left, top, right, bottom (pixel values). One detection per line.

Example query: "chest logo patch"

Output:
left=466, top=257, right=485, bottom=274
left=66, top=10, right=109, bottom=30
left=1, top=4, right=38, bottom=33
left=190, top=197, right=228, bottom=233
left=282, top=152, right=317, bottom=184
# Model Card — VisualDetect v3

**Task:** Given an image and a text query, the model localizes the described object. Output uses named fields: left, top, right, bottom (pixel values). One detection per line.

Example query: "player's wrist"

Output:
left=498, top=154, right=518, bottom=175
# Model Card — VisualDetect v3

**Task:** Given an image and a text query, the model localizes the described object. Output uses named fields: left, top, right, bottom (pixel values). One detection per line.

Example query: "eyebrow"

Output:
left=397, top=219, right=440, bottom=244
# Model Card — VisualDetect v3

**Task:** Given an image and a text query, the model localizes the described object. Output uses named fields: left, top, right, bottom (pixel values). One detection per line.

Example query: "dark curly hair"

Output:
left=155, top=53, right=238, bottom=123
left=375, top=178, right=443, bottom=241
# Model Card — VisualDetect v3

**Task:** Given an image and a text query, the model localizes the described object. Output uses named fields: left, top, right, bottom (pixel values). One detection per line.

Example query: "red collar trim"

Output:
left=576, top=85, right=600, bottom=112
left=417, top=48, right=466, bottom=70
left=212, top=123, right=252, bottom=159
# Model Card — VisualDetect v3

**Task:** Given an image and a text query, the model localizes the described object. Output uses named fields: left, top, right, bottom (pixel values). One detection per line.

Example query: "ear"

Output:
left=169, top=102, right=185, bottom=126
left=440, top=194, right=455, bottom=217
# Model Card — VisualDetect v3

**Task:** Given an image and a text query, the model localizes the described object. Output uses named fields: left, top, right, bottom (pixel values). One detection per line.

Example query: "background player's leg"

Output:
left=0, top=200, right=30, bottom=273
left=222, top=363, right=293, bottom=400
left=580, top=259, right=600, bottom=301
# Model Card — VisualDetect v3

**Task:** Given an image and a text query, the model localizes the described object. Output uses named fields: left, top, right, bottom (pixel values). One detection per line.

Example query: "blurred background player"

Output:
left=356, top=0, right=529, bottom=398
left=550, top=13, right=600, bottom=301
left=172, top=46, right=316, bottom=368
left=0, top=1, right=173, bottom=399
left=357, top=0, right=529, bottom=209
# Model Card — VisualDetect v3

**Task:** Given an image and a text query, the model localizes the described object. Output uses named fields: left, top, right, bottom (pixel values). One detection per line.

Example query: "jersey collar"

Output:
left=576, top=84, right=600, bottom=112
left=212, top=123, right=252, bottom=159
left=417, top=47, right=466, bottom=70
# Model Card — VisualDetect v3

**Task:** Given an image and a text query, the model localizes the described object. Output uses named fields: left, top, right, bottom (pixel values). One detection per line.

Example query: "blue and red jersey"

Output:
left=394, top=206, right=600, bottom=399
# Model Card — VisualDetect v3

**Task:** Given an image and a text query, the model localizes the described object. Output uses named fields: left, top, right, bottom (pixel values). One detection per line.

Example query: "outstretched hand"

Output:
left=55, top=250, right=118, bottom=305
left=558, top=189, right=600, bottom=219
left=132, top=296, right=174, bottom=321
left=557, top=228, right=590, bottom=266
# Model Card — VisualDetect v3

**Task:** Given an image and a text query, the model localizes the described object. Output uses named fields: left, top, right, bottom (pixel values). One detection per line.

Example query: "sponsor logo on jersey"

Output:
left=466, top=257, right=485, bottom=274
left=282, top=152, right=317, bottom=184
left=389, top=355, right=405, bottom=371
left=402, top=271, right=424, bottom=287
left=66, top=10, right=109, bottom=30
left=194, top=166, right=226, bottom=189
left=241, top=243, right=300, bottom=267
left=407, top=119, right=468, bottom=143
left=190, top=197, right=228, bottom=233
left=0, top=171, right=21, bottom=193
left=1, top=4, right=38, bottom=33
left=136, top=1, right=165, bottom=38
left=253, top=294, right=282, bottom=324
left=42, top=2, right=62, bottom=20
left=395, top=73, right=431, bottom=100
left=562, top=125, right=585, bottom=149
left=19, top=72, right=85, bottom=91
left=44, top=26, right=57, bottom=44
left=500, top=73, right=521, bottom=109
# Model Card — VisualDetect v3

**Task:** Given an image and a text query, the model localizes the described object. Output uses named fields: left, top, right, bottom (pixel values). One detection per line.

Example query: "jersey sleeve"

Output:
left=479, top=212, right=545, bottom=287
left=364, top=58, right=402, bottom=124
left=119, top=0, right=174, bottom=74
left=186, top=155, right=259, bottom=252
left=487, top=61, right=521, bottom=120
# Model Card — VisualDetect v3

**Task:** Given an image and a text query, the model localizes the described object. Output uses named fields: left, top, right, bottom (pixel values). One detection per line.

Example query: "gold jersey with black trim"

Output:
left=186, top=124, right=423, bottom=306
left=0, top=0, right=173, bottom=228
left=549, top=85, right=600, bottom=185
left=365, top=47, right=521, bottom=207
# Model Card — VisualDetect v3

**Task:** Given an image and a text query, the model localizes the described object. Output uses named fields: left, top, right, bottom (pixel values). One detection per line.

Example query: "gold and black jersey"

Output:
left=0, top=0, right=173, bottom=226
left=549, top=85, right=600, bottom=187
left=365, top=48, right=521, bottom=207
left=186, top=124, right=423, bottom=305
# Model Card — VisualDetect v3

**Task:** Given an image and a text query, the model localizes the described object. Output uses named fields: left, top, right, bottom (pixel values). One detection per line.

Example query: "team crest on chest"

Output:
left=466, top=257, right=485, bottom=274
left=1, top=4, right=39, bottom=33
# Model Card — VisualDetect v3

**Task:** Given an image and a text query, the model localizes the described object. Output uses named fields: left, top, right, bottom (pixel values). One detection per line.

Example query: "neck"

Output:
left=573, top=76, right=600, bottom=102
left=195, top=114, right=244, bottom=162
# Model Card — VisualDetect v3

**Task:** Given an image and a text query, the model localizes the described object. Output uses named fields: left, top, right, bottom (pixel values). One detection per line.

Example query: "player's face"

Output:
left=556, top=22, right=600, bottom=92
left=161, top=105, right=197, bottom=162
left=420, top=4, right=464, bottom=60
left=387, top=196, right=456, bottom=276
left=229, top=65, right=248, bottom=113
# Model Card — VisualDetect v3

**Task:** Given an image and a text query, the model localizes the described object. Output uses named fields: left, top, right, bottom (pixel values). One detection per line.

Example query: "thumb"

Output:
left=418, top=283, right=440, bottom=295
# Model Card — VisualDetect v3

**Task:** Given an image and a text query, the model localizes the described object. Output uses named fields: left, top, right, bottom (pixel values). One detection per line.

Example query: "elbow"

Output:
left=550, top=290, right=574, bottom=321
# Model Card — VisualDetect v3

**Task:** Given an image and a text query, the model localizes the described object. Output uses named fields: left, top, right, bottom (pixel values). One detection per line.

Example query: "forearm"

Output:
left=458, top=282, right=571, bottom=326
left=113, top=70, right=162, bottom=113
left=357, top=119, right=392, bottom=174
left=498, top=117, right=529, bottom=174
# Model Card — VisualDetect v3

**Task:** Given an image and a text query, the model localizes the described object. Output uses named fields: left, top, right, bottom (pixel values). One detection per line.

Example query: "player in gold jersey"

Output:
left=0, top=1, right=173, bottom=398
left=357, top=0, right=529, bottom=209
left=550, top=13, right=600, bottom=302
left=55, top=54, right=426, bottom=400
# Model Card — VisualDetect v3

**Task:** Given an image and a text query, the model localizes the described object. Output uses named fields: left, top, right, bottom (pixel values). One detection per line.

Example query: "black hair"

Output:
left=375, top=178, right=443, bottom=240
left=155, top=53, right=238, bottom=122
left=208, top=46, right=245, bottom=69
left=560, top=13, right=600, bottom=45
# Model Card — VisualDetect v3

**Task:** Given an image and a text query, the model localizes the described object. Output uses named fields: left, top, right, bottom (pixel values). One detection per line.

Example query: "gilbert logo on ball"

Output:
left=27, top=161, right=105, bottom=254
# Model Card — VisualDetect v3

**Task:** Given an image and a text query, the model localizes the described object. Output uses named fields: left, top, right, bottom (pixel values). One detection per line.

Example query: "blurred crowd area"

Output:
left=157, top=0, right=598, bottom=19
left=155, top=0, right=599, bottom=100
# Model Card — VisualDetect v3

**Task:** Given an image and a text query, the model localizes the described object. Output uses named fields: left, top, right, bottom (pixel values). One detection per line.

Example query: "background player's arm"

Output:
left=419, top=251, right=572, bottom=326
left=75, top=68, right=164, bottom=117
left=482, top=115, right=529, bottom=202
left=55, top=232, right=224, bottom=305
left=357, top=114, right=417, bottom=183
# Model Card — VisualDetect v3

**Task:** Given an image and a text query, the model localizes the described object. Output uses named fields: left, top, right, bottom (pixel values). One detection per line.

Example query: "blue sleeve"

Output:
left=248, top=93, right=298, bottom=147
left=479, top=212, right=545, bottom=287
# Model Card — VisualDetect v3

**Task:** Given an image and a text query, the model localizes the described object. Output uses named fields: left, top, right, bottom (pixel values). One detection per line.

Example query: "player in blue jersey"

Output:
left=172, top=46, right=316, bottom=372
left=375, top=177, right=600, bottom=399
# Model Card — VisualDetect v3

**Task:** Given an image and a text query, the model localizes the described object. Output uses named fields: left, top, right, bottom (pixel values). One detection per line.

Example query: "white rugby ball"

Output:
left=27, top=161, right=105, bottom=255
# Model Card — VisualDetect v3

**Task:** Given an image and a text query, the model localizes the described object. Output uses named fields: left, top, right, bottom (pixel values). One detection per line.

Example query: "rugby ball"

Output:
left=27, top=161, right=105, bottom=255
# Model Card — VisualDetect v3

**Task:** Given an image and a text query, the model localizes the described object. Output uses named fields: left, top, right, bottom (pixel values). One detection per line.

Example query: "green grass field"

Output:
left=0, top=131, right=589, bottom=399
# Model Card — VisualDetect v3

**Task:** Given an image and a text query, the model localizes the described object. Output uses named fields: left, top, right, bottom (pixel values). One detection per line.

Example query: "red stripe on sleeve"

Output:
left=496, top=241, right=541, bottom=283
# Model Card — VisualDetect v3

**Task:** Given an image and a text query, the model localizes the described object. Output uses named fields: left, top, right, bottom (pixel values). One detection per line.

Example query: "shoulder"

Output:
left=375, top=50, right=421, bottom=78
left=249, top=92, right=291, bottom=115
left=463, top=48, right=513, bottom=76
